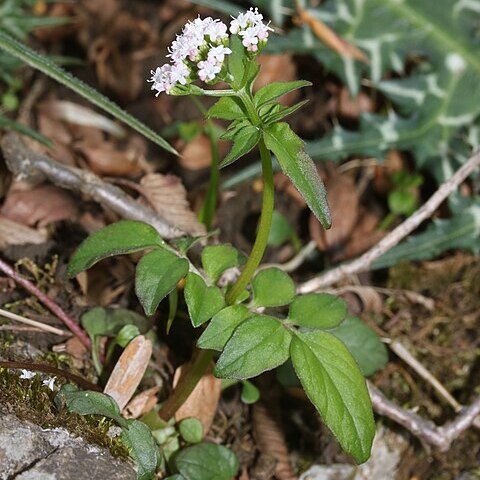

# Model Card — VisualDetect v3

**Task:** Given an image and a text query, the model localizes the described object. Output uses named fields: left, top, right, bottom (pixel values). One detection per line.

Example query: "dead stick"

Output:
left=0, top=258, right=90, bottom=348
left=368, top=383, right=480, bottom=451
left=0, top=133, right=183, bottom=239
left=0, top=307, right=69, bottom=336
left=298, top=150, right=480, bottom=293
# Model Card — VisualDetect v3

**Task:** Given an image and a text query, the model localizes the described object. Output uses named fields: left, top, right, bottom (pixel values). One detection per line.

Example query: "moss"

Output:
left=0, top=368, right=130, bottom=460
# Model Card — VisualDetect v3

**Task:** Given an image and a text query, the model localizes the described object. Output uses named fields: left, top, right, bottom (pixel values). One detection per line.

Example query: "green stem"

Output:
left=226, top=138, right=274, bottom=304
left=159, top=349, right=214, bottom=421
left=199, top=88, right=237, bottom=97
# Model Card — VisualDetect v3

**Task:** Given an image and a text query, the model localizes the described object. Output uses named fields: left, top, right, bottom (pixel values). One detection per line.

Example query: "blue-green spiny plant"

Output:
left=66, top=8, right=380, bottom=478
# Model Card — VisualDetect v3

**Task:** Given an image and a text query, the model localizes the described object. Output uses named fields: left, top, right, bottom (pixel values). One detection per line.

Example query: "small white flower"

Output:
left=42, top=376, right=56, bottom=391
left=148, top=64, right=173, bottom=95
left=197, top=59, right=221, bottom=82
left=204, top=19, right=228, bottom=42
left=19, top=369, right=36, bottom=380
left=207, top=45, right=232, bottom=64
left=239, top=25, right=260, bottom=51
left=170, top=62, right=190, bottom=85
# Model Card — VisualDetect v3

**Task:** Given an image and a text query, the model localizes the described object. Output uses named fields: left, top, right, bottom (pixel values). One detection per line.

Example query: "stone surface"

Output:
left=0, top=414, right=135, bottom=480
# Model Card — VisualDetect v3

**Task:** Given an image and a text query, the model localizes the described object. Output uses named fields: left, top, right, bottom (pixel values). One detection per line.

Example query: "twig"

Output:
left=0, top=258, right=90, bottom=348
left=298, top=150, right=480, bottom=293
left=259, top=240, right=317, bottom=273
left=0, top=307, right=69, bottom=336
left=368, top=383, right=480, bottom=451
left=0, top=360, right=101, bottom=391
left=0, top=133, right=184, bottom=239
left=386, top=339, right=480, bottom=428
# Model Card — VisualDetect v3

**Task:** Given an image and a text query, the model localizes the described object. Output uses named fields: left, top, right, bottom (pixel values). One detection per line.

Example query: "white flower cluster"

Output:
left=230, top=7, right=273, bottom=52
left=149, top=9, right=273, bottom=96
left=19, top=369, right=57, bottom=390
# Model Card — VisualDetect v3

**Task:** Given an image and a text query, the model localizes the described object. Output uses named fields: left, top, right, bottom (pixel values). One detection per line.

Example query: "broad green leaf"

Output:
left=215, top=315, right=292, bottom=379
left=207, top=96, right=247, bottom=120
left=0, top=31, right=176, bottom=154
left=174, top=443, right=239, bottom=480
left=220, top=119, right=250, bottom=141
left=197, top=305, right=251, bottom=351
left=329, top=316, right=388, bottom=377
left=221, top=125, right=261, bottom=168
left=57, top=387, right=124, bottom=426
left=263, top=123, right=331, bottom=229
left=178, top=418, right=203, bottom=444
left=268, top=210, right=294, bottom=247
left=184, top=273, right=225, bottom=327
left=288, top=293, right=347, bottom=329
left=113, top=324, right=140, bottom=349
left=135, top=249, right=189, bottom=316
left=254, top=80, right=312, bottom=107
left=201, top=245, right=244, bottom=282
left=291, top=330, right=375, bottom=463
left=251, top=267, right=295, bottom=307
left=262, top=100, right=309, bottom=125
left=228, top=34, right=246, bottom=88
left=241, top=380, right=260, bottom=404
left=68, top=220, right=164, bottom=277
left=121, top=419, right=159, bottom=480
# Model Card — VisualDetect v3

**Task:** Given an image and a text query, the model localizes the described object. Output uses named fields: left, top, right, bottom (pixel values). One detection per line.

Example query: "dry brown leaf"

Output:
left=0, top=216, right=48, bottom=248
left=179, top=134, right=214, bottom=170
left=339, top=285, right=383, bottom=315
left=123, top=386, right=160, bottom=419
left=309, top=171, right=359, bottom=252
left=1, top=183, right=78, bottom=227
left=103, top=335, right=153, bottom=411
left=255, top=54, right=298, bottom=105
left=139, top=173, right=206, bottom=236
left=295, top=1, right=368, bottom=63
left=253, top=401, right=297, bottom=480
left=173, top=365, right=221, bottom=434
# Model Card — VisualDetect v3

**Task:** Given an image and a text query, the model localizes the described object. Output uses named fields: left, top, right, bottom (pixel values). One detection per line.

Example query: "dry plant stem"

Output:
left=298, top=150, right=480, bottom=293
left=0, top=133, right=183, bottom=239
left=0, top=307, right=68, bottom=336
left=0, top=258, right=91, bottom=348
left=0, top=360, right=101, bottom=391
left=368, top=383, right=480, bottom=451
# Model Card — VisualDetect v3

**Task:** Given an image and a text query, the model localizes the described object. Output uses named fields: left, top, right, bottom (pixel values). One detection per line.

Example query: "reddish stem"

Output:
left=0, top=258, right=91, bottom=349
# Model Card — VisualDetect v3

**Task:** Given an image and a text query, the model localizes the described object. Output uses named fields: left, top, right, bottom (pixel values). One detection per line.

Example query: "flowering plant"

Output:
left=67, top=9, right=377, bottom=479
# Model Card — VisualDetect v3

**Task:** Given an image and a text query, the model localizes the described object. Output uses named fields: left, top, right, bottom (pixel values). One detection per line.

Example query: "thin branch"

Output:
left=368, top=383, right=480, bottom=451
left=1, top=133, right=184, bottom=239
left=298, top=150, right=480, bottom=293
left=0, top=258, right=90, bottom=348
left=259, top=240, right=317, bottom=273
left=0, top=307, right=69, bottom=336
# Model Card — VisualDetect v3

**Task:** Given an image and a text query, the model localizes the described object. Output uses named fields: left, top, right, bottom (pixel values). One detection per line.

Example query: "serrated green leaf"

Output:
left=254, top=80, right=312, bottom=107
left=220, top=119, right=250, bottom=141
left=184, top=273, right=225, bottom=327
left=262, top=100, right=309, bottom=125
left=207, top=96, right=247, bottom=120
left=263, top=123, right=331, bottom=229
left=291, top=330, right=375, bottom=463
left=135, top=249, right=189, bottom=316
left=197, top=305, right=251, bottom=351
left=0, top=31, right=177, bottom=154
left=329, top=316, right=388, bottom=377
left=201, top=245, right=244, bottom=282
left=228, top=34, right=246, bottom=88
left=121, top=419, right=159, bottom=480
left=241, top=380, right=260, bottom=404
left=68, top=220, right=164, bottom=278
left=251, top=267, right=295, bottom=307
left=215, top=315, right=292, bottom=379
left=178, top=418, right=203, bottom=444
left=174, top=443, right=239, bottom=480
left=288, top=293, right=347, bottom=329
left=221, top=125, right=261, bottom=168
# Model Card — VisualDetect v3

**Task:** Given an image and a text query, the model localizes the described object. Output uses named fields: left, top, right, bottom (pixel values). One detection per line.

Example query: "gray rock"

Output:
left=0, top=414, right=135, bottom=480
left=0, top=415, right=54, bottom=480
